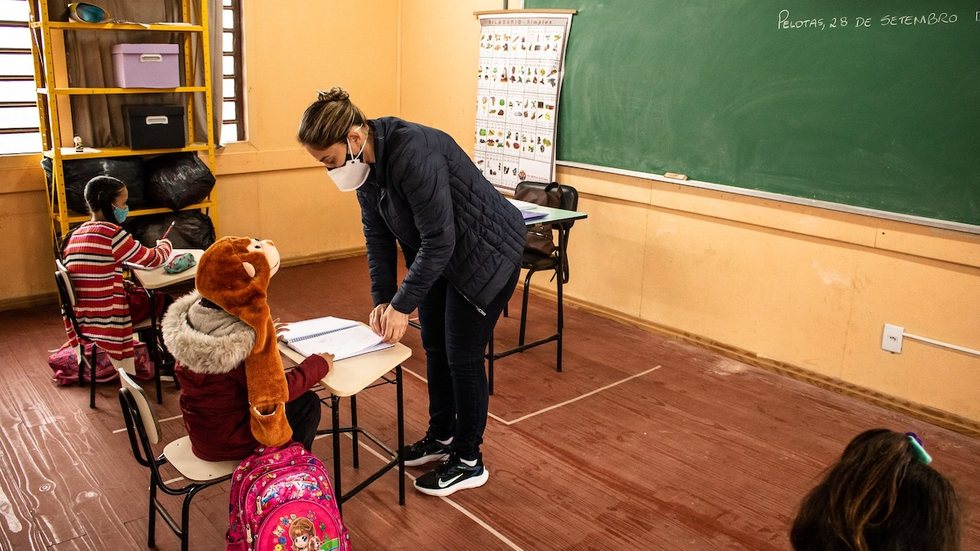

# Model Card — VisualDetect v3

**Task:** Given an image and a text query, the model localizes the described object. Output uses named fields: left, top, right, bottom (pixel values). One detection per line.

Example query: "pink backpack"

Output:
left=47, top=341, right=155, bottom=386
left=226, top=443, right=351, bottom=551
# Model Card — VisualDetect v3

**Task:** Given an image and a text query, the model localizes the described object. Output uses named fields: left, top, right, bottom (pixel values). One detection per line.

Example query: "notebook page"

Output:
left=287, top=324, right=393, bottom=360
left=281, top=316, right=358, bottom=343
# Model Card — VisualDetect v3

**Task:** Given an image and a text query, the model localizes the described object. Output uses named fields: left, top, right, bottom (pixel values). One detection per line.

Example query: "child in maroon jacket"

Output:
left=161, top=289, right=331, bottom=461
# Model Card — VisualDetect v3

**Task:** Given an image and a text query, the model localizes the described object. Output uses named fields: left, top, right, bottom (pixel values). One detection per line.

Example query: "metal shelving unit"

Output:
left=27, top=0, right=217, bottom=248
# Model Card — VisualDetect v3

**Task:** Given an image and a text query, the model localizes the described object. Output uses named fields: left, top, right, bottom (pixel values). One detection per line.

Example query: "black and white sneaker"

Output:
left=401, top=434, right=452, bottom=467
left=414, top=454, right=489, bottom=497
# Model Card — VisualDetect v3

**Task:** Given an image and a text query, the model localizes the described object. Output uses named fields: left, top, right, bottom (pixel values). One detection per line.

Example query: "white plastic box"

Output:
left=111, top=43, right=180, bottom=88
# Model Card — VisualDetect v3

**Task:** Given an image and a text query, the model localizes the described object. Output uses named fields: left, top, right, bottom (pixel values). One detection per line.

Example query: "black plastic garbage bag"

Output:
left=124, top=210, right=215, bottom=250
left=144, top=153, right=216, bottom=210
left=41, top=156, right=147, bottom=214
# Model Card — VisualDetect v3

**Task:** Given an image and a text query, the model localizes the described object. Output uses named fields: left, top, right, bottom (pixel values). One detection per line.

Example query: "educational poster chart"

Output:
left=475, top=13, right=572, bottom=193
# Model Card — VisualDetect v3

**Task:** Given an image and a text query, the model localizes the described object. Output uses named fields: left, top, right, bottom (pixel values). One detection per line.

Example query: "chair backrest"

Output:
left=118, top=367, right=161, bottom=445
left=515, top=182, right=579, bottom=283
left=54, top=259, right=85, bottom=338
left=556, top=183, right=579, bottom=212
left=54, top=259, right=77, bottom=310
left=515, top=181, right=580, bottom=230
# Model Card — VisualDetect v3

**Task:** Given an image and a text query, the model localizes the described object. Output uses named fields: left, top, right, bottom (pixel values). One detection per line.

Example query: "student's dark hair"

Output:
left=790, top=428, right=961, bottom=551
left=297, top=86, right=367, bottom=149
left=83, top=175, right=126, bottom=222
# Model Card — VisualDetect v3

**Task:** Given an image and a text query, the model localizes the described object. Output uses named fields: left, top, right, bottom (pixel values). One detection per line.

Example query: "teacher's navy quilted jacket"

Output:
left=357, top=116, right=527, bottom=314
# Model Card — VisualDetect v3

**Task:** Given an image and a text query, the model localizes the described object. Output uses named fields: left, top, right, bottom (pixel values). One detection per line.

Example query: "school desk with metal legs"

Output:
left=128, top=248, right=203, bottom=291
left=487, top=204, right=587, bottom=394
left=129, top=248, right=204, bottom=391
left=280, top=340, right=412, bottom=513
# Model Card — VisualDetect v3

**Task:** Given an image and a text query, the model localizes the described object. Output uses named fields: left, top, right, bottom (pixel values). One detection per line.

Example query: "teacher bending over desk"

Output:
left=298, top=87, right=526, bottom=497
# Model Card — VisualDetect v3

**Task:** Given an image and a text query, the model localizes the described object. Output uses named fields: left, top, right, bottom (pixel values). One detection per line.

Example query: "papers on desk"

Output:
left=507, top=198, right=538, bottom=211
left=281, top=316, right=393, bottom=361
left=508, top=198, right=548, bottom=221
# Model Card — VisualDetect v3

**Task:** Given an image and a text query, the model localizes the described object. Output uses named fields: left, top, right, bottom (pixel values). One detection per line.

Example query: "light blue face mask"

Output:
left=113, top=205, right=129, bottom=223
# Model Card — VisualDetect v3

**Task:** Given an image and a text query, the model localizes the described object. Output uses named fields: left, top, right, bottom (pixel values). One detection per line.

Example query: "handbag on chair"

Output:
left=515, top=182, right=564, bottom=257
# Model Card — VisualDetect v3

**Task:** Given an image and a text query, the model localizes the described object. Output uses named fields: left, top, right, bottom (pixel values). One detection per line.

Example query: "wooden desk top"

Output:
left=130, top=248, right=203, bottom=290
left=280, top=340, right=412, bottom=397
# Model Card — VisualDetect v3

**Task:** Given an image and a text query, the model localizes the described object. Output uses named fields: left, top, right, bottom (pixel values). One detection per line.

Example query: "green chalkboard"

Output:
left=526, top=0, right=980, bottom=227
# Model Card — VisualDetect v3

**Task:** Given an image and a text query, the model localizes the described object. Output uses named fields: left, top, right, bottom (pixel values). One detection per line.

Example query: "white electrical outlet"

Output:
left=882, top=324, right=904, bottom=353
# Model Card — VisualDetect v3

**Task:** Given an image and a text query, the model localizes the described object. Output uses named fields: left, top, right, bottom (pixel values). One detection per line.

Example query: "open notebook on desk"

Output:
left=280, top=316, right=393, bottom=360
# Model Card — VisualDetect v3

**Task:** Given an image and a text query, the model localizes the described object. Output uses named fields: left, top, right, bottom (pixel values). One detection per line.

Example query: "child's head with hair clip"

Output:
left=790, top=428, right=961, bottom=551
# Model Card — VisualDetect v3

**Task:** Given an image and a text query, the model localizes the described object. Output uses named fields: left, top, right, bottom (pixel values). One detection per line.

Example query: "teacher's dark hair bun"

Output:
left=317, top=87, right=349, bottom=103
left=300, top=86, right=366, bottom=148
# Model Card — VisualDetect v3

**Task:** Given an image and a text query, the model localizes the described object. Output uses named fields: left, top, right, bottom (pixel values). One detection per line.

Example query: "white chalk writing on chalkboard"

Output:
left=777, top=9, right=963, bottom=31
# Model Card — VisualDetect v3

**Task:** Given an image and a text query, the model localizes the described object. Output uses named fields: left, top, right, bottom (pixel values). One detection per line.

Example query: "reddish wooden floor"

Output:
left=0, top=255, right=976, bottom=550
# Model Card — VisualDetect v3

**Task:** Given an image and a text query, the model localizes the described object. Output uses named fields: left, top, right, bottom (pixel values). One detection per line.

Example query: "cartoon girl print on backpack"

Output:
left=265, top=513, right=340, bottom=551
left=288, top=517, right=319, bottom=551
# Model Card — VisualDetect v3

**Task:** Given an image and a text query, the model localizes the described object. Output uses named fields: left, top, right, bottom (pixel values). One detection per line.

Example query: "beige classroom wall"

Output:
left=395, top=0, right=980, bottom=425
left=0, top=159, right=52, bottom=305
left=213, top=0, right=398, bottom=260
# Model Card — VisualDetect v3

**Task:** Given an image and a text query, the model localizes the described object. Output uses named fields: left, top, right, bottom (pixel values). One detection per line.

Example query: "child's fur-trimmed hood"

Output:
left=161, top=290, right=255, bottom=375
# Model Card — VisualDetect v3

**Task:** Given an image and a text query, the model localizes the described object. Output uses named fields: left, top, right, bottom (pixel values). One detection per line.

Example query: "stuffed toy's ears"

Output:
left=250, top=402, right=292, bottom=447
left=242, top=261, right=256, bottom=278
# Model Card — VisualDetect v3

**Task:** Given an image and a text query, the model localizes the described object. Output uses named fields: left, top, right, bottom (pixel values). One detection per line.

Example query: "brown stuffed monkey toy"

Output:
left=194, top=236, right=291, bottom=447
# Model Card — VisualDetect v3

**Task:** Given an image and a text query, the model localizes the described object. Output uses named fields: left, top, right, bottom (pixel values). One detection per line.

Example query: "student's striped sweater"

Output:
left=62, top=221, right=172, bottom=362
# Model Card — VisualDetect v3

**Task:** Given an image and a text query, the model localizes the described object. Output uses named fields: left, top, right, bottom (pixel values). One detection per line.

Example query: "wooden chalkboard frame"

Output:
left=557, top=159, right=979, bottom=234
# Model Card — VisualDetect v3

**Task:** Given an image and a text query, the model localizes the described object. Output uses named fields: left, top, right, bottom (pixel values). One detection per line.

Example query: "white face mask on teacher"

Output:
left=327, top=130, right=370, bottom=192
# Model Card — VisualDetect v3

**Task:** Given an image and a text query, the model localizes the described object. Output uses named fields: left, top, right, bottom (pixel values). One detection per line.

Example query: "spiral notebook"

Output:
left=280, top=316, right=393, bottom=360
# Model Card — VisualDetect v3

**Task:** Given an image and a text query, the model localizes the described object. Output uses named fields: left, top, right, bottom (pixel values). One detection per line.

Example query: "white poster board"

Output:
left=474, top=12, right=573, bottom=193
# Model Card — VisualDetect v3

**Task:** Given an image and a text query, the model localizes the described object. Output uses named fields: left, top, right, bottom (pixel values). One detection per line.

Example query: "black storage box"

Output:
left=124, top=104, right=186, bottom=150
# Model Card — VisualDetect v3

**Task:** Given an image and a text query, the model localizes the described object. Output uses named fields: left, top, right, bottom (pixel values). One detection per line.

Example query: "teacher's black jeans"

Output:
left=416, top=265, right=520, bottom=461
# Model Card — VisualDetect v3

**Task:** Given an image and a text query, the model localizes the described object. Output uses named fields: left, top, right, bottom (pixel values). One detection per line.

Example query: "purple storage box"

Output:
left=111, top=43, right=180, bottom=88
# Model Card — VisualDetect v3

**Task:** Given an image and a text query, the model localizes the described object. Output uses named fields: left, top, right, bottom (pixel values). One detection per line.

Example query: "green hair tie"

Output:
left=905, top=432, right=932, bottom=465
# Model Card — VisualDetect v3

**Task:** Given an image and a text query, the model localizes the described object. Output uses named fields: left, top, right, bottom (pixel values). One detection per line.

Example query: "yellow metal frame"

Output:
left=27, top=0, right=218, bottom=249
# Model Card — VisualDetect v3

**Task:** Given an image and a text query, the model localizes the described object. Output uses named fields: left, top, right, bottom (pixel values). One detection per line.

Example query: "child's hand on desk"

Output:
left=318, top=353, right=335, bottom=371
left=273, top=318, right=287, bottom=340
